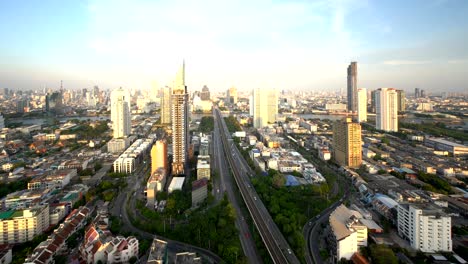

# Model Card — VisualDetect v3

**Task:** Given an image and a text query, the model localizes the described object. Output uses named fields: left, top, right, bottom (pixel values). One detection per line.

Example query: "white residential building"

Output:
left=111, top=87, right=131, bottom=138
left=357, top=88, right=367, bottom=122
left=375, top=88, right=398, bottom=132
left=328, top=205, right=368, bottom=261
left=252, top=88, right=278, bottom=128
left=397, top=203, right=452, bottom=253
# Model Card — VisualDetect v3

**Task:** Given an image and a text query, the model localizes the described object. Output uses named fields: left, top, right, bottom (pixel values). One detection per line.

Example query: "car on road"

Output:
left=287, top=248, right=292, bottom=254
left=254, top=196, right=257, bottom=201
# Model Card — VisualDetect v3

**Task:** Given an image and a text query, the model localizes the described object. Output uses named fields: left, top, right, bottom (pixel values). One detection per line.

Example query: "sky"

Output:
left=0, top=0, right=467, bottom=93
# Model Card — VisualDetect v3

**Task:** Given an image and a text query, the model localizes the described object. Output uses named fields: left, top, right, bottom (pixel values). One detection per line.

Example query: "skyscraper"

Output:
left=414, top=88, right=420, bottom=98
left=357, top=88, right=367, bottom=123
left=252, top=88, right=278, bottom=128
left=111, top=87, right=131, bottom=138
left=171, top=62, right=189, bottom=176
left=396, top=90, right=406, bottom=112
left=200, top=85, right=210, bottom=101
left=333, top=118, right=362, bottom=168
left=347, top=62, right=358, bottom=112
left=160, top=86, right=172, bottom=124
left=375, top=88, right=398, bottom=132
left=227, top=87, right=238, bottom=104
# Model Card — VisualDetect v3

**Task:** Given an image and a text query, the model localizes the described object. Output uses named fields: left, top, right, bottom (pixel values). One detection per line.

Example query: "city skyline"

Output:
left=0, top=1, right=467, bottom=92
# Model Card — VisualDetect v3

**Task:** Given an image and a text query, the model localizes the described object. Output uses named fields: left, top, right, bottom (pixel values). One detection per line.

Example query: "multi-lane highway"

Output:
left=215, top=107, right=300, bottom=264
left=212, top=110, right=262, bottom=263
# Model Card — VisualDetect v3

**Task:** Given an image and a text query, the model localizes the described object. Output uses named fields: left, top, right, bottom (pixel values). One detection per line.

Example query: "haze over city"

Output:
left=1, top=0, right=468, bottom=92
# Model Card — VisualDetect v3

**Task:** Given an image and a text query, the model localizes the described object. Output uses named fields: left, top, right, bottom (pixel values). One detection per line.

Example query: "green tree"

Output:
left=369, top=244, right=398, bottom=264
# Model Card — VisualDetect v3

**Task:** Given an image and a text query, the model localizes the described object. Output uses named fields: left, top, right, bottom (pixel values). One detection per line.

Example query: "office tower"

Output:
left=333, top=118, right=362, bottom=168
left=347, top=62, right=358, bottom=112
left=396, top=90, right=406, bottom=112
left=252, top=88, right=278, bottom=128
left=227, top=87, right=238, bottom=104
left=111, top=87, right=131, bottom=138
left=414, top=88, right=420, bottom=98
left=370, top=90, right=377, bottom=113
left=397, top=203, right=452, bottom=253
left=17, top=99, right=29, bottom=113
left=151, top=140, right=168, bottom=174
left=200, top=85, right=210, bottom=101
left=420, top=89, right=426, bottom=98
left=171, top=62, right=189, bottom=176
left=160, top=86, right=172, bottom=124
left=0, top=114, right=4, bottom=129
left=357, top=88, right=367, bottom=123
left=375, top=88, right=398, bottom=132
left=46, top=91, right=63, bottom=114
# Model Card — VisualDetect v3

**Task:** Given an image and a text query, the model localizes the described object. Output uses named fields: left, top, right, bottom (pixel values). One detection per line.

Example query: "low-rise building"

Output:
left=424, top=137, right=468, bottom=156
left=192, top=178, right=208, bottom=207
left=168, top=177, right=185, bottom=193
left=0, top=245, right=12, bottom=264
left=147, top=238, right=168, bottom=264
left=397, top=203, right=452, bottom=252
left=328, top=205, right=368, bottom=261
left=196, top=158, right=210, bottom=180
left=28, top=169, right=76, bottom=190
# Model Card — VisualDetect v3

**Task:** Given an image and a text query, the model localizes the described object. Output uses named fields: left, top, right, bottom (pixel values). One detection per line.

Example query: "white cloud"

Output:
left=383, top=60, right=432, bottom=65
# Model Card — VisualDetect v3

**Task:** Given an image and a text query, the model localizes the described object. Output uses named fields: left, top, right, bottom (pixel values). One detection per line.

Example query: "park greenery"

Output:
left=198, top=116, right=214, bottom=133
left=417, top=172, right=454, bottom=194
left=252, top=171, right=331, bottom=259
left=360, top=244, right=398, bottom=264
left=131, top=195, right=245, bottom=264
left=86, top=179, right=126, bottom=202
left=224, top=116, right=242, bottom=132
left=0, top=178, right=28, bottom=198
left=62, top=120, right=110, bottom=140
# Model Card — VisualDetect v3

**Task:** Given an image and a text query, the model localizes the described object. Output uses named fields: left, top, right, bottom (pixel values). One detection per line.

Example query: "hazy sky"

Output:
left=1, top=0, right=467, bottom=93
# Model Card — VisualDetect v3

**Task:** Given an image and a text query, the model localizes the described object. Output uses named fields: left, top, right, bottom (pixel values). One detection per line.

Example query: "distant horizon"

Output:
left=1, top=1, right=467, bottom=92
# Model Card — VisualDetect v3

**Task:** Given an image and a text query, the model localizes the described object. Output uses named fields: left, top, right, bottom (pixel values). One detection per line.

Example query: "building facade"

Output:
left=252, top=88, right=278, bottom=128
left=110, top=87, right=131, bottom=138
left=347, top=62, right=358, bottom=112
left=333, top=118, right=362, bottom=168
left=151, top=140, right=168, bottom=173
left=227, top=87, right=238, bottom=104
left=0, top=204, right=50, bottom=244
left=171, top=63, right=189, bottom=176
left=397, top=203, right=452, bottom=252
left=161, top=86, right=172, bottom=124
left=375, top=88, right=398, bottom=132
left=357, top=88, right=367, bottom=122
left=396, top=89, right=406, bottom=112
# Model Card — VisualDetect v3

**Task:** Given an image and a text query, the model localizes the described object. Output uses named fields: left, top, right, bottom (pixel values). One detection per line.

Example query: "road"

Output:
left=212, top=109, right=263, bottom=264
left=109, top=158, right=223, bottom=263
left=215, top=108, right=300, bottom=264
left=303, top=187, right=350, bottom=264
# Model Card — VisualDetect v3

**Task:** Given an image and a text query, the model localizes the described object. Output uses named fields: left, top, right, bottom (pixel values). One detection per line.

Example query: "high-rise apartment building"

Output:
left=151, top=140, right=168, bottom=173
left=171, top=62, right=189, bottom=176
left=200, top=85, right=210, bottom=101
left=357, top=88, right=367, bottom=123
left=420, top=89, right=426, bottom=98
left=347, top=62, right=358, bottom=112
left=396, top=90, right=406, bottom=112
left=397, top=203, right=452, bottom=253
left=333, top=118, right=362, bottom=168
left=414, top=88, right=420, bottom=98
left=375, top=88, right=398, bottom=132
left=227, top=87, right=238, bottom=104
left=370, top=90, right=377, bottom=113
left=160, top=86, right=172, bottom=124
left=252, top=88, right=278, bottom=128
left=111, top=87, right=131, bottom=138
